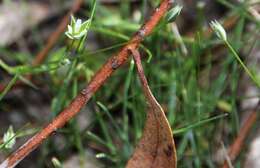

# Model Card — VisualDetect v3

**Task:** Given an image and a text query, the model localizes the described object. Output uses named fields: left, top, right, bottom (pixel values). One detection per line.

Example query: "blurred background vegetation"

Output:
left=0, top=0, right=259, bottom=167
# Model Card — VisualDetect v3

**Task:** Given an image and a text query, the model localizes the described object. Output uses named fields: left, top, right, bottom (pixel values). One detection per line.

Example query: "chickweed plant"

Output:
left=210, top=20, right=260, bottom=87
left=0, top=0, right=259, bottom=167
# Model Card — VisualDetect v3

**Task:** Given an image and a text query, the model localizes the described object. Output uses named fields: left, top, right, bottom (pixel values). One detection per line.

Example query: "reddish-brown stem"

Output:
left=128, top=48, right=154, bottom=102
left=221, top=107, right=259, bottom=168
left=0, top=1, right=172, bottom=167
left=0, top=85, right=5, bottom=93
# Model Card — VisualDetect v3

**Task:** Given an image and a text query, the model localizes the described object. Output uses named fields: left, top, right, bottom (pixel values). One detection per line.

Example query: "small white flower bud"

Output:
left=210, top=20, right=227, bottom=41
left=65, top=15, right=91, bottom=40
left=3, top=125, right=16, bottom=149
left=166, top=5, right=183, bottom=23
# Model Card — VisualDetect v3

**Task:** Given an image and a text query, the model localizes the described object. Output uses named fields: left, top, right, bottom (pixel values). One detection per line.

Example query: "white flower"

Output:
left=65, top=15, right=91, bottom=40
left=210, top=20, right=227, bottom=41
left=3, top=126, right=16, bottom=149
left=60, top=58, right=71, bottom=66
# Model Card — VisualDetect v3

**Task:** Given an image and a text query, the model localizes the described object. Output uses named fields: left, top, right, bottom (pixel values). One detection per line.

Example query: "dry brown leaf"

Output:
left=126, top=48, right=177, bottom=168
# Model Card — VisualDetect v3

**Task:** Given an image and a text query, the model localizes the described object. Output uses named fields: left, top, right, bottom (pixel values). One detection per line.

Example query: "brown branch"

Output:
left=221, top=104, right=259, bottom=168
left=0, top=0, right=172, bottom=167
left=0, top=3, right=238, bottom=93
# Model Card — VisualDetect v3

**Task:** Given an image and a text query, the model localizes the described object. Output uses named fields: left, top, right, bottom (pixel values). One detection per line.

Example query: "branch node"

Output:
left=111, top=57, right=119, bottom=70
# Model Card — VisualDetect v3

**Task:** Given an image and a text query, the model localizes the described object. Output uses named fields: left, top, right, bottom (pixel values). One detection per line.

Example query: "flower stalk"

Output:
left=210, top=20, right=260, bottom=87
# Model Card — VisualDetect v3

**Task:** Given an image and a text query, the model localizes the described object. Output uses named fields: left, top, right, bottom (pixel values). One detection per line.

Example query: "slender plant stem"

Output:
left=79, top=0, right=97, bottom=53
left=225, top=40, right=260, bottom=87
left=0, top=59, right=13, bottom=74
left=0, top=74, right=19, bottom=102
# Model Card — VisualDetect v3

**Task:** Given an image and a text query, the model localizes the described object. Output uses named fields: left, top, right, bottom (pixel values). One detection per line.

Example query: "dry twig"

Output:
left=221, top=103, right=259, bottom=168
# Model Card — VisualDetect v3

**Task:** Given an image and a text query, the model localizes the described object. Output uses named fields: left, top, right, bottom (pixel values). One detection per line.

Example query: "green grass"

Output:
left=0, top=0, right=259, bottom=167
